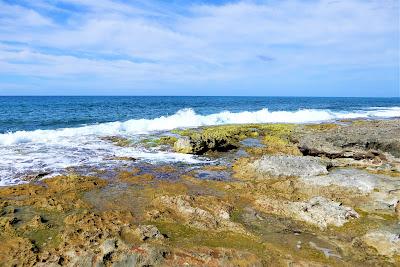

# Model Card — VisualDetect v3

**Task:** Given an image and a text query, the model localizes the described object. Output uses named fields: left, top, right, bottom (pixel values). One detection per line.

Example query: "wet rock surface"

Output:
left=1, top=119, right=400, bottom=266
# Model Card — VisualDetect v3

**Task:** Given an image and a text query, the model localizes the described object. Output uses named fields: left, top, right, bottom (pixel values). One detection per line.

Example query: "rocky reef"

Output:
left=1, top=119, right=400, bottom=266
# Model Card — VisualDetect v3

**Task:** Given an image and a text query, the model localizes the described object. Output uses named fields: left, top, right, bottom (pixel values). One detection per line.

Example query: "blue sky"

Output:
left=0, top=0, right=399, bottom=96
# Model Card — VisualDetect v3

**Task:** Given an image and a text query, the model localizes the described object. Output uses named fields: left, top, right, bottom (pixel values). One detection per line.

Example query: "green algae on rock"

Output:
left=172, top=123, right=298, bottom=155
left=101, top=136, right=133, bottom=147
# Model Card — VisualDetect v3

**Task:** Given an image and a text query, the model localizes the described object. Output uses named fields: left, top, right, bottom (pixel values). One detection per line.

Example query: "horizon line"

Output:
left=0, top=95, right=399, bottom=98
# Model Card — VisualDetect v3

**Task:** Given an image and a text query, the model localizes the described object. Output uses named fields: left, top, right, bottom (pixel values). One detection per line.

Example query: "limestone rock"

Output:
left=152, top=195, right=245, bottom=233
left=173, top=130, right=239, bottom=155
left=0, top=216, right=19, bottom=232
left=23, top=215, right=48, bottom=230
left=298, top=168, right=400, bottom=213
left=165, top=247, right=263, bottom=266
left=299, top=120, right=400, bottom=159
left=135, top=225, right=164, bottom=241
left=173, top=137, right=193, bottom=154
left=362, top=230, right=400, bottom=257
left=299, top=168, right=392, bottom=194
left=255, top=196, right=359, bottom=229
left=248, top=155, right=328, bottom=178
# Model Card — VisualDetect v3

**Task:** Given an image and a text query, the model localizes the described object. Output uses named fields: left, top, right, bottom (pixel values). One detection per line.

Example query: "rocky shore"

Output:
left=1, top=119, right=399, bottom=266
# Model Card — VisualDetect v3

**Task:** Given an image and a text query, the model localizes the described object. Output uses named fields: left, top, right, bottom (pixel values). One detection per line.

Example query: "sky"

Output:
left=0, top=0, right=399, bottom=96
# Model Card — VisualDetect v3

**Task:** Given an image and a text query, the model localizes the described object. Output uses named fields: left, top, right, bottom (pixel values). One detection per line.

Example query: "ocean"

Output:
left=0, top=96, right=399, bottom=186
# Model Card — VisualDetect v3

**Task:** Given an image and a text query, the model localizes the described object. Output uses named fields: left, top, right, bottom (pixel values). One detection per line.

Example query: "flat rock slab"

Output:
left=300, top=168, right=400, bottom=194
left=255, top=196, right=359, bottom=230
left=249, top=155, right=328, bottom=178
left=362, top=230, right=400, bottom=257
left=299, top=120, right=400, bottom=158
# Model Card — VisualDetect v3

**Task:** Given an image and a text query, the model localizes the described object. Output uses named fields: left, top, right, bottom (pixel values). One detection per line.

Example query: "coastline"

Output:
left=1, top=118, right=399, bottom=266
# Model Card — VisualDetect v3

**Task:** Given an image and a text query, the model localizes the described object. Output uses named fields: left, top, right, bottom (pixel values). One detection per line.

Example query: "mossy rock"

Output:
left=101, top=136, right=132, bottom=147
left=262, top=135, right=301, bottom=155
left=141, top=136, right=178, bottom=147
left=305, top=123, right=339, bottom=132
left=173, top=125, right=264, bottom=154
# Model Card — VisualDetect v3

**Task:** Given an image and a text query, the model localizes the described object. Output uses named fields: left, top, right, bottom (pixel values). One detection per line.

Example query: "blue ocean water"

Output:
left=0, top=96, right=399, bottom=133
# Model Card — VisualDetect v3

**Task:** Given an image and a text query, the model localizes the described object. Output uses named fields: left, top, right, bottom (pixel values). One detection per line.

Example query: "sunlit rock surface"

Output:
left=1, top=120, right=400, bottom=266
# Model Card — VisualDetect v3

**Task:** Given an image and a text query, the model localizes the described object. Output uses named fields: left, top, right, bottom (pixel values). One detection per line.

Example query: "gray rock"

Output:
left=362, top=229, right=400, bottom=257
left=299, top=120, right=400, bottom=159
left=135, top=225, right=164, bottom=241
left=154, top=195, right=246, bottom=233
left=299, top=169, right=400, bottom=213
left=294, top=197, right=359, bottom=229
left=255, top=196, right=359, bottom=229
left=249, top=155, right=328, bottom=178
left=100, top=238, right=117, bottom=255
left=300, top=169, right=381, bottom=193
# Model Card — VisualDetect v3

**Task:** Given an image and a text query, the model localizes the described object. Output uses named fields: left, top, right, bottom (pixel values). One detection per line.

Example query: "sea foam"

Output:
left=1, top=107, right=399, bottom=146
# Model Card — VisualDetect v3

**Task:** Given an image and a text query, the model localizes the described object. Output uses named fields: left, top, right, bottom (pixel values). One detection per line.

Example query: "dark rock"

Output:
left=174, top=134, right=238, bottom=155
left=299, top=120, right=400, bottom=159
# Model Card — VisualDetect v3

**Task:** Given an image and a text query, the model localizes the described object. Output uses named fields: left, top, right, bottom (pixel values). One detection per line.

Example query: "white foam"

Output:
left=1, top=107, right=399, bottom=145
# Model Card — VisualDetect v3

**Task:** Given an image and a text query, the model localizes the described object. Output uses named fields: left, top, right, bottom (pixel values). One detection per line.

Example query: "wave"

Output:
left=1, top=107, right=399, bottom=146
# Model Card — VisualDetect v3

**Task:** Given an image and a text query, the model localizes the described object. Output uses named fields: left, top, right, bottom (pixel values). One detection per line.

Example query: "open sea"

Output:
left=0, top=96, right=399, bottom=186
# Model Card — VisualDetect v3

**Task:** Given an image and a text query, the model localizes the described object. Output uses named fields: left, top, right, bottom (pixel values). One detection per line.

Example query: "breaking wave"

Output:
left=1, top=107, right=399, bottom=146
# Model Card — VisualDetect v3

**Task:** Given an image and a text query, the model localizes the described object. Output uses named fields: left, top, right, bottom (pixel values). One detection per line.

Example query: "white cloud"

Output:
left=0, top=1, right=53, bottom=28
left=0, top=0, right=398, bottom=93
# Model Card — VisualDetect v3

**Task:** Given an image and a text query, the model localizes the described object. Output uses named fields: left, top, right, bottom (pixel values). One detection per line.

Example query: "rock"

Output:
left=119, top=172, right=154, bottom=184
left=366, top=191, right=400, bottom=214
left=135, top=225, right=164, bottom=241
left=127, top=243, right=169, bottom=266
left=362, top=230, right=400, bottom=257
left=61, top=210, right=135, bottom=255
left=299, top=168, right=395, bottom=194
left=299, top=120, right=400, bottom=159
left=0, top=236, right=37, bottom=265
left=248, top=155, right=328, bottom=178
left=152, top=195, right=245, bottom=233
left=111, top=156, right=137, bottom=161
left=190, top=134, right=238, bottom=154
left=24, top=215, right=48, bottom=229
left=154, top=195, right=219, bottom=230
left=298, top=169, right=400, bottom=213
left=57, top=238, right=169, bottom=266
left=165, top=247, right=263, bottom=266
left=23, top=172, right=51, bottom=182
left=294, top=197, right=359, bottom=229
left=101, top=136, right=132, bottom=147
left=0, top=216, right=19, bottom=232
left=308, top=241, right=341, bottom=259
left=173, top=137, right=193, bottom=153
left=1, top=120, right=399, bottom=266
left=100, top=238, right=118, bottom=256
left=255, top=196, right=359, bottom=229
left=0, top=206, right=17, bottom=216
left=173, top=128, right=239, bottom=154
